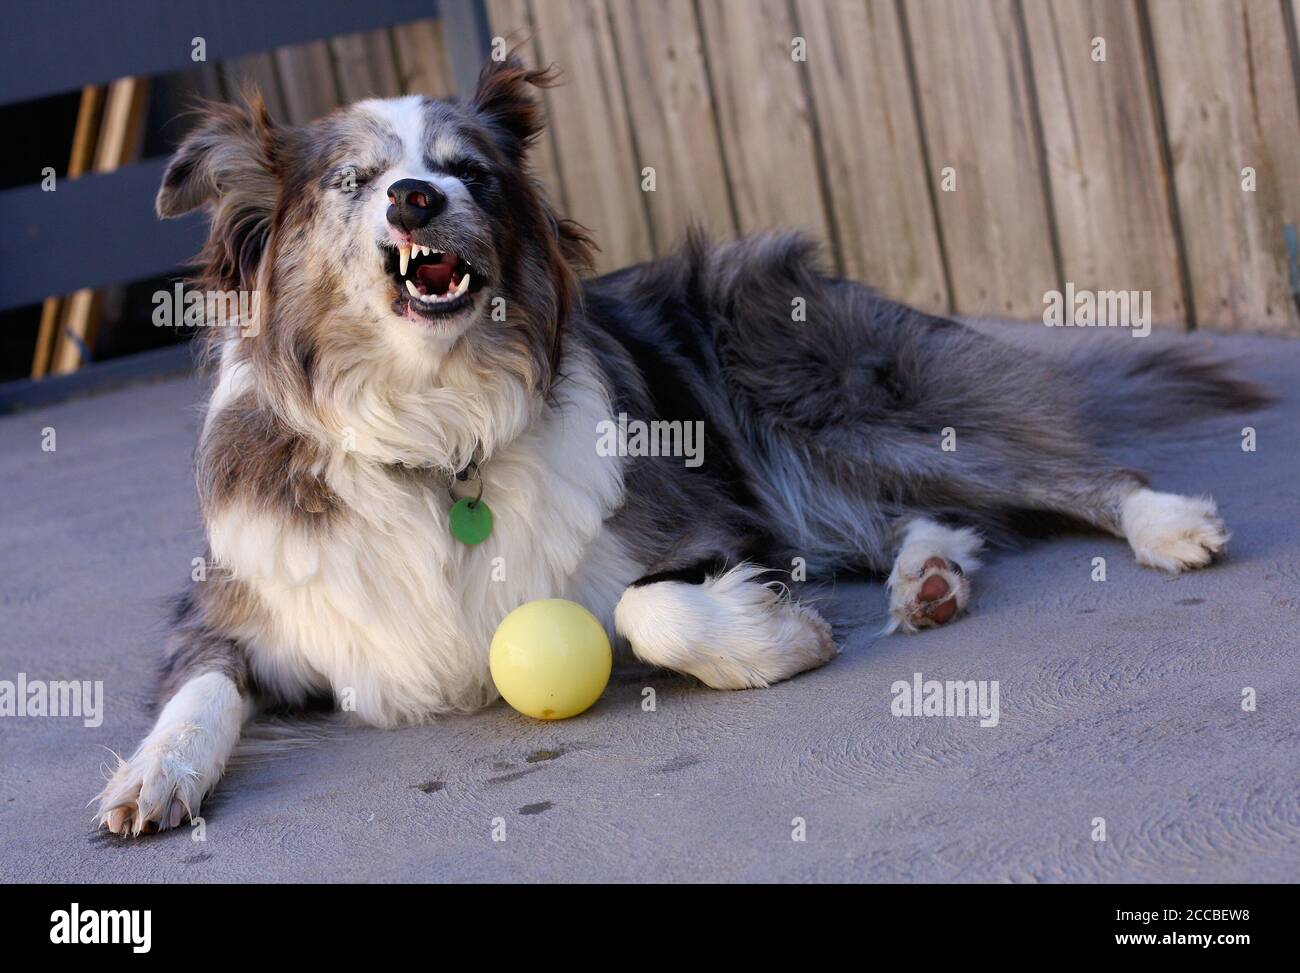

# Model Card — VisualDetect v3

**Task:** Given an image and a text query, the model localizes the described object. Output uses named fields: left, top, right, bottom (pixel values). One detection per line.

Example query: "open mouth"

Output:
left=384, top=244, right=486, bottom=318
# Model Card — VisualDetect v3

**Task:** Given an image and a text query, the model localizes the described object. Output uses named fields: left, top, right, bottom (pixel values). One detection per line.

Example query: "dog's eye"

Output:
left=450, top=160, right=486, bottom=184
left=332, top=167, right=373, bottom=193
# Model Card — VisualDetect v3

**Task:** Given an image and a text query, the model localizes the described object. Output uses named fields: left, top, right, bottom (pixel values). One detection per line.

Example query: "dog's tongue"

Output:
left=415, top=260, right=453, bottom=295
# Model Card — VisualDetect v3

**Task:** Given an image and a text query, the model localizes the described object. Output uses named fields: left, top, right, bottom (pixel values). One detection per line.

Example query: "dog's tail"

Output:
left=1060, top=339, right=1273, bottom=447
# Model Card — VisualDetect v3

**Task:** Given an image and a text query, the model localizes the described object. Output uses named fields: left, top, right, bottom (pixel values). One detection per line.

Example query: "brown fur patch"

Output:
left=199, top=390, right=340, bottom=522
left=158, top=578, right=261, bottom=701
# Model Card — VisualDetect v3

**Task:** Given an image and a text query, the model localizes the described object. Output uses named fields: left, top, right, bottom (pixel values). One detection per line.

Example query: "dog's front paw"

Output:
left=95, top=723, right=212, bottom=836
left=887, top=555, right=970, bottom=634
left=1121, top=489, right=1227, bottom=573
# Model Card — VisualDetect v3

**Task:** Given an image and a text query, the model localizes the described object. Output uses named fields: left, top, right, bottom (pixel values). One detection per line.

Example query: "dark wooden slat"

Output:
left=0, top=159, right=206, bottom=311
left=222, top=54, right=289, bottom=121
left=276, top=42, right=342, bottom=124
left=0, top=0, right=446, bottom=105
left=52, top=77, right=153, bottom=373
left=331, top=30, right=405, bottom=102
left=0, top=343, right=196, bottom=415
left=32, top=85, right=105, bottom=377
left=441, top=0, right=496, bottom=96
left=392, top=19, right=457, bottom=98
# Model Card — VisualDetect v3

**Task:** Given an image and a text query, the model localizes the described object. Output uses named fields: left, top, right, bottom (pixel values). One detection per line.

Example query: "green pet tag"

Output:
left=449, top=497, right=493, bottom=546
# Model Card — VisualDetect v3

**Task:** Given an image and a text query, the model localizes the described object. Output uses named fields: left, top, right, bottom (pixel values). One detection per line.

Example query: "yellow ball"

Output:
left=489, top=599, right=612, bottom=720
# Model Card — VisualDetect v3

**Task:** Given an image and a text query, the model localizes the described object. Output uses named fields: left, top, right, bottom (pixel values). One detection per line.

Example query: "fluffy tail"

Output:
left=1061, top=340, right=1273, bottom=445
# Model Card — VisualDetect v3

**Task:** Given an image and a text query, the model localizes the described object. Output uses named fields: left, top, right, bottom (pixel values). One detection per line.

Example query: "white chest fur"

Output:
left=204, top=347, right=639, bottom=725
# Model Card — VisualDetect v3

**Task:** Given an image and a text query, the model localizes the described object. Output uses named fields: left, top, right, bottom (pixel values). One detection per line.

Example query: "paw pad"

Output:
left=888, top=555, right=970, bottom=633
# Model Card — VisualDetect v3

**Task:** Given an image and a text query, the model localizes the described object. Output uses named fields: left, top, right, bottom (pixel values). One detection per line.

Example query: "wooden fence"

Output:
left=487, top=0, right=1300, bottom=335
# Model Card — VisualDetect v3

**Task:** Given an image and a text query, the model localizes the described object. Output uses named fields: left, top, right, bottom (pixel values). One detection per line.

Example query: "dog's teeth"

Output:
left=405, top=279, right=420, bottom=298
left=453, top=272, right=471, bottom=296
left=398, top=245, right=411, bottom=276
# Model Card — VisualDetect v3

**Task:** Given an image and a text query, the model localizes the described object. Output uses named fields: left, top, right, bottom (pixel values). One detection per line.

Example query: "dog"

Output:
left=95, top=57, right=1269, bottom=834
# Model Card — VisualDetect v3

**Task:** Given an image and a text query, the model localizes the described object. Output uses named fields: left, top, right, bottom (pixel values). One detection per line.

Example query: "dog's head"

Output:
left=158, top=56, right=591, bottom=399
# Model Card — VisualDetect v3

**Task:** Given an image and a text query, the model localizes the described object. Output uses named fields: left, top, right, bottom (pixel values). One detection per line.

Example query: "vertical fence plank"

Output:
left=52, top=78, right=151, bottom=374
left=331, top=30, right=404, bottom=102
left=275, top=41, right=341, bottom=124
left=697, top=0, right=833, bottom=253
left=483, top=0, right=566, bottom=214
left=391, top=19, right=456, bottom=98
left=223, top=53, right=289, bottom=120
left=1022, top=0, right=1187, bottom=328
left=441, top=0, right=496, bottom=96
left=32, top=85, right=104, bottom=378
left=794, top=0, right=948, bottom=310
left=903, top=0, right=1059, bottom=317
left=173, top=62, right=225, bottom=104
left=529, top=0, right=654, bottom=271
left=1148, top=0, right=1300, bottom=334
left=606, top=0, right=736, bottom=245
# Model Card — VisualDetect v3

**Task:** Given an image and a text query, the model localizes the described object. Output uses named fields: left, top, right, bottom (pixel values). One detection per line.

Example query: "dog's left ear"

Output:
left=471, top=54, right=557, bottom=158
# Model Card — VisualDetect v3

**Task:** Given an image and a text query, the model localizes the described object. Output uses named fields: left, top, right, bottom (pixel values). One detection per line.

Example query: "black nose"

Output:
left=386, top=178, right=446, bottom=230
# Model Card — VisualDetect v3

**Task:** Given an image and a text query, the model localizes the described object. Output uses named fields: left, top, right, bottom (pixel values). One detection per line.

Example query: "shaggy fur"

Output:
left=96, top=57, right=1270, bottom=835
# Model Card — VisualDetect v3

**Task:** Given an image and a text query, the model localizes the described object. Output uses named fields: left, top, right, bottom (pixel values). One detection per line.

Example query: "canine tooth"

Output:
left=405, top=279, right=420, bottom=298
left=399, top=245, right=411, bottom=276
left=453, top=272, right=471, bottom=296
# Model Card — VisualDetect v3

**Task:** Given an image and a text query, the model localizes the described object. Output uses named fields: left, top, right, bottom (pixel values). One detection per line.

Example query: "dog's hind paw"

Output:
left=886, top=556, right=971, bottom=634
left=884, top=518, right=982, bottom=634
left=1121, top=489, right=1228, bottom=573
left=615, top=564, right=838, bottom=689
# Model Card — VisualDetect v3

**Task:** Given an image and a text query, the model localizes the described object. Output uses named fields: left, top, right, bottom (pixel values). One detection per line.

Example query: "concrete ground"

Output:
left=1, top=325, right=1297, bottom=883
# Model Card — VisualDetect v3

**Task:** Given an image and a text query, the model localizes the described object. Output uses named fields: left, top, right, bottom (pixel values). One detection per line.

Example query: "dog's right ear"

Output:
left=156, top=94, right=278, bottom=218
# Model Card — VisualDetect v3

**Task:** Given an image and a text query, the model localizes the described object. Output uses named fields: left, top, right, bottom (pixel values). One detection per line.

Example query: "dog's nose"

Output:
left=386, top=178, right=446, bottom=230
